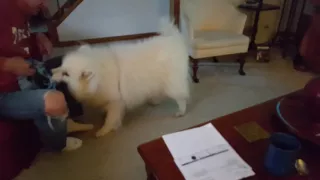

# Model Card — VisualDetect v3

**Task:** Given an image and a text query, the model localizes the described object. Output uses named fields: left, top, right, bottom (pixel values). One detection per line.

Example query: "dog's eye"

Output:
left=62, top=72, right=69, bottom=77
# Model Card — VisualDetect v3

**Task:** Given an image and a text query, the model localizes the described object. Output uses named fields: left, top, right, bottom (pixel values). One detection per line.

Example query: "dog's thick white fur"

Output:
left=52, top=19, right=190, bottom=137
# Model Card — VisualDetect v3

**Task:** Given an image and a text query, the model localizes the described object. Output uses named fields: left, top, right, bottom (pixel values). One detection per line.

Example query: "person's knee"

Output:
left=44, top=91, right=68, bottom=116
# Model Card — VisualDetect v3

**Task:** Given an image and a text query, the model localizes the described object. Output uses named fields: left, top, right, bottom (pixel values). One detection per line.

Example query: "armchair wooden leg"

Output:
left=238, top=53, right=246, bottom=76
left=190, top=57, right=199, bottom=83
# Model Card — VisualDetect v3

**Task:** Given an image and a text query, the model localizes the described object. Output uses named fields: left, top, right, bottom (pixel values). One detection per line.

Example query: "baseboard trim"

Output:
left=54, top=32, right=159, bottom=47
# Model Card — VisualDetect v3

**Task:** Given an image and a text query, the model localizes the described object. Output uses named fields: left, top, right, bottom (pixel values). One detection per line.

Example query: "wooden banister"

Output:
left=50, top=0, right=83, bottom=27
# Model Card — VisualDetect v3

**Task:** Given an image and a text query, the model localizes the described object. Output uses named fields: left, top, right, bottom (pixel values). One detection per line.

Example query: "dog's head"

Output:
left=52, top=45, right=99, bottom=97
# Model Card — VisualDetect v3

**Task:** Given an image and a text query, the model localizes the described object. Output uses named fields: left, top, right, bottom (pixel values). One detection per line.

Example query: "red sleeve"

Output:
left=0, top=5, right=8, bottom=71
left=0, top=59, right=6, bottom=71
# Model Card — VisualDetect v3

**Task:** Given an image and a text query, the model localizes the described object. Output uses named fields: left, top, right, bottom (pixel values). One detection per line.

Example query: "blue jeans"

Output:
left=0, top=57, right=83, bottom=151
left=0, top=90, right=67, bottom=151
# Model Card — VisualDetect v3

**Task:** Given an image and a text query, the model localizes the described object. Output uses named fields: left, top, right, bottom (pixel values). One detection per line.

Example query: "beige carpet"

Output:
left=17, top=52, right=313, bottom=180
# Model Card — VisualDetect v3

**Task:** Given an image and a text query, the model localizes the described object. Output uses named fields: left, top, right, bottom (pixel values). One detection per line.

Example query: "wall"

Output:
left=52, top=0, right=285, bottom=45
left=57, top=0, right=170, bottom=42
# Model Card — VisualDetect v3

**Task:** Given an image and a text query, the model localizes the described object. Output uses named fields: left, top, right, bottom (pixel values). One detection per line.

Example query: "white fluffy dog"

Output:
left=52, top=20, right=190, bottom=137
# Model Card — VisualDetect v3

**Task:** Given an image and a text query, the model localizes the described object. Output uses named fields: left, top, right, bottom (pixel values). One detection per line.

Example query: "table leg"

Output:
left=238, top=53, right=246, bottom=76
left=212, top=57, right=219, bottom=63
left=190, top=57, right=199, bottom=83
left=146, top=166, right=157, bottom=180
left=249, top=0, right=263, bottom=50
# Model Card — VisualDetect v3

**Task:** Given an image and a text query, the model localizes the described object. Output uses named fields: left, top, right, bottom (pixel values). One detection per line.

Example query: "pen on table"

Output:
left=182, top=149, right=229, bottom=166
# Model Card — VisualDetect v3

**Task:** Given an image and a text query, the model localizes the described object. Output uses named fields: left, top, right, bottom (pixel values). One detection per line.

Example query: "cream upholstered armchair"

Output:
left=181, top=0, right=250, bottom=83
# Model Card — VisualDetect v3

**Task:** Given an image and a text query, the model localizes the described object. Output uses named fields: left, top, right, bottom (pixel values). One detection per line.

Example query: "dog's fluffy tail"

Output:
left=158, top=17, right=180, bottom=37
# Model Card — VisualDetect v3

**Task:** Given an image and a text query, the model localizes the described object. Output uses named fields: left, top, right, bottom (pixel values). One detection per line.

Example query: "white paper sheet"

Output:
left=163, top=124, right=227, bottom=158
left=162, top=123, right=255, bottom=180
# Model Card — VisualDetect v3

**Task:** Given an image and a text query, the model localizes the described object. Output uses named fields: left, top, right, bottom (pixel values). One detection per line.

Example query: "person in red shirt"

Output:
left=294, top=0, right=320, bottom=72
left=0, top=0, right=92, bottom=151
left=299, top=0, right=320, bottom=73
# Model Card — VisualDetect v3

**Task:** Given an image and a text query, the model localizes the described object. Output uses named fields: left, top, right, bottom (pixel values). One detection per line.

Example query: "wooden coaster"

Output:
left=235, top=121, right=270, bottom=143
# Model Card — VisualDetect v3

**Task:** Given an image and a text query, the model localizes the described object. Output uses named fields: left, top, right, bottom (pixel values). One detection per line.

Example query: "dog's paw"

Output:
left=67, top=122, right=94, bottom=133
left=95, top=127, right=113, bottom=138
left=175, top=111, right=186, bottom=117
left=95, top=123, right=121, bottom=138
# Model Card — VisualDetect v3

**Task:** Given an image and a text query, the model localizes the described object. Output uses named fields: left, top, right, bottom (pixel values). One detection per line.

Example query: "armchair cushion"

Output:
left=193, top=31, right=250, bottom=49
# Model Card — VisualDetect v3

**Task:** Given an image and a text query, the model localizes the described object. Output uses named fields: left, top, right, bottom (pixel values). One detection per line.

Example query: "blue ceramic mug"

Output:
left=264, top=133, right=301, bottom=176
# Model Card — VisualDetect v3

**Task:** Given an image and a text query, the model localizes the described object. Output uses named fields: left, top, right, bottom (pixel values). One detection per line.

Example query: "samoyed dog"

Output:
left=52, top=19, right=190, bottom=137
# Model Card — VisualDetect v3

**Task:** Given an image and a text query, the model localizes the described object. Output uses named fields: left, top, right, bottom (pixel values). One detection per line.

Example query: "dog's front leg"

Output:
left=95, top=101, right=125, bottom=137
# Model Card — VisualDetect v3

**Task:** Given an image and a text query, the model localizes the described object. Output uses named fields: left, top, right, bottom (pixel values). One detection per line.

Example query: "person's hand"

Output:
left=36, top=33, right=53, bottom=55
left=3, top=57, right=35, bottom=76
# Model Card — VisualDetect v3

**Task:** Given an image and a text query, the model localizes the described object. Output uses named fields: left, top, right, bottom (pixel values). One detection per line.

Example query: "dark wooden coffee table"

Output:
left=138, top=91, right=320, bottom=180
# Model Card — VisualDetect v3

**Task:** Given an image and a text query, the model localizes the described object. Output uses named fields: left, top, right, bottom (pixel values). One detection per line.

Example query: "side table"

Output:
left=239, top=1, right=281, bottom=50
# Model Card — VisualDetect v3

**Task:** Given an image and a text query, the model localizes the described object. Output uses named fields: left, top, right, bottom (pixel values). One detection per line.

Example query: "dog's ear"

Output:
left=81, top=70, right=99, bottom=93
left=80, top=71, right=94, bottom=81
